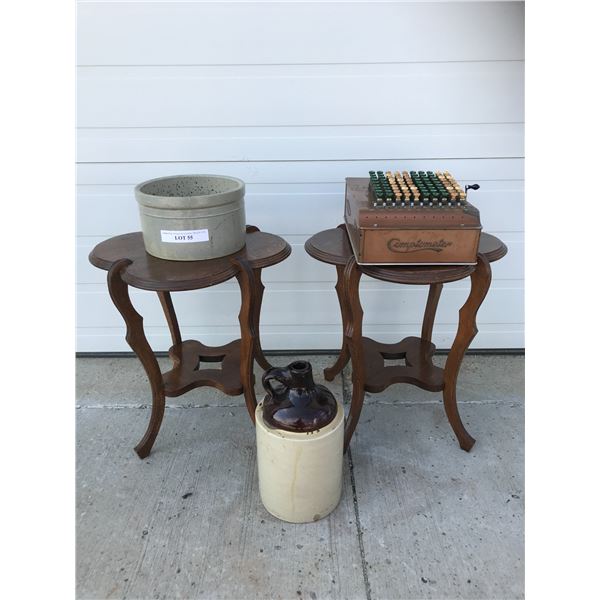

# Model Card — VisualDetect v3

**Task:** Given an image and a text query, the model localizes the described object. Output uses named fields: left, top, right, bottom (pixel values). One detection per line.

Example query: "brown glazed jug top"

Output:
left=262, top=360, right=338, bottom=433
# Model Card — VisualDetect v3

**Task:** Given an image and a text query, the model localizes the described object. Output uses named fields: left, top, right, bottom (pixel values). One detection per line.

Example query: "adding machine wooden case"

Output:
left=344, top=172, right=482, bottom=265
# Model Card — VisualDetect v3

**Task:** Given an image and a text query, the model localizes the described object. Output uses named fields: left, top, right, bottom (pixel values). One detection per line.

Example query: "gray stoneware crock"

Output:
left=135, top=174, right=246, bottom=261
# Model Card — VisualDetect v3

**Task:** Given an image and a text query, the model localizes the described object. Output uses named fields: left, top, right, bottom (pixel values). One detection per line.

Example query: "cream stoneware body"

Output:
left=255, top=400, right=344, bottom=523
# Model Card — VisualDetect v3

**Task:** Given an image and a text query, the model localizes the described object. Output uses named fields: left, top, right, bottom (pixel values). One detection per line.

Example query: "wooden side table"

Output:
left=89, top=225, right=291, bottom=458
left=305, top=225, right=507, bottom=453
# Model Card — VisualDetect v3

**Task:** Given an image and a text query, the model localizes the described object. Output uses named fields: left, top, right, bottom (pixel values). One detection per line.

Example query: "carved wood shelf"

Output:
left=162, top=339, right=246, bottom=398
left=362, top=336, right=445, bottom=394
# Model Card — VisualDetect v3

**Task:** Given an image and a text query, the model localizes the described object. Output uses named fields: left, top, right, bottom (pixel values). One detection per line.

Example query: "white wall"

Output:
left=76, top=1, right=524, bottom=352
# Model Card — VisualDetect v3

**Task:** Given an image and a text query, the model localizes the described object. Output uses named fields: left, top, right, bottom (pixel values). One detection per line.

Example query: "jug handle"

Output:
left=262, top=367, right=291, bottom=398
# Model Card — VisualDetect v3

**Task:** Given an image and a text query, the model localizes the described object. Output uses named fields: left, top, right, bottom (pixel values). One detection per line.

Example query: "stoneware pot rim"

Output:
left=135, top=174, right=245, bottom=210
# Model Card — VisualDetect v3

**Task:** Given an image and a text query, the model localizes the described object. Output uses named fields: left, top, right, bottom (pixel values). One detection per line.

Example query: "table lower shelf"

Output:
left=362, top=336, right=445, bottom=394
left=162, top=339, right=249, bottom=397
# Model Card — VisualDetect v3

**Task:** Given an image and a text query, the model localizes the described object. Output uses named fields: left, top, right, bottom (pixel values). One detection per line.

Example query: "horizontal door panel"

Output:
left=77, top=62, right=524, bottom=128
left=77, top=158, right=524, bottom=186
left=77, top=123, right=524, bottom=163
left=78, top=1, right=524, bottom=65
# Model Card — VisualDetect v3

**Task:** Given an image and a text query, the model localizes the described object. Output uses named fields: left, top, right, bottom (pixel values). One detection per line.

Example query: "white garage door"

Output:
left=76, top=1, right=524, bottom=352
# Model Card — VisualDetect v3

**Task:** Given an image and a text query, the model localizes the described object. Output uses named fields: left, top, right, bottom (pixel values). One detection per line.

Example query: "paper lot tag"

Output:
left=160, top=229, right=209, bottom=243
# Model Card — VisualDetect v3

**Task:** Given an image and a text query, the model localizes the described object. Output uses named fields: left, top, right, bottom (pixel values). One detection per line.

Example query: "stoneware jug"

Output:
left=255, top=360, right=344, bottom=523
left=262, top=360, right=338, bottom=432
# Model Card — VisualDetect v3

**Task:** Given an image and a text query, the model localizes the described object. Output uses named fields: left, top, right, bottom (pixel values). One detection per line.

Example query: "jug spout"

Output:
left=288, top=360, right=314, bottom=389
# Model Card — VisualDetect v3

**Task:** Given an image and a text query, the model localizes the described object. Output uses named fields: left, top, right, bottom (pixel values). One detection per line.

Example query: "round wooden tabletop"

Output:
left=89, top=229, right=291, bottom=291
left=305, top=226, right=507, bottom=285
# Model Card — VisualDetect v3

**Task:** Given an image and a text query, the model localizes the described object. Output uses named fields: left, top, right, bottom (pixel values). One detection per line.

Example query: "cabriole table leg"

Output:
left=342, top=256, right=366, bottom=452
left=107, top=259, right=166, bottom=459
left=443, top=253, right=492, bottom=451
left=324, top=263, right=352, bottom=382
left=421, top=283, right=443, bottom=344
left=244, top=224, right=272, bottom=371
left=233, top=258, right=258, bottom=422
left=157, top=290, right=182, bottom=365
left=251, top=267, right=272, bottom=371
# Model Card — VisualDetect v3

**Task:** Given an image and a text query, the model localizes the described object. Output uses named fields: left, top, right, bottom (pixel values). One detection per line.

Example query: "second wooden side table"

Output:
left=305, top=225, right=507, bottom=453
left=89, top=225, right=291, bottom=458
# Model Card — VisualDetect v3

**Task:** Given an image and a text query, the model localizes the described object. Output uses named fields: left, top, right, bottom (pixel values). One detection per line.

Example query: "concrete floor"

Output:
left=76, top=354, right=524, bottom=600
